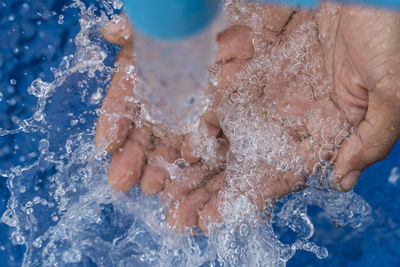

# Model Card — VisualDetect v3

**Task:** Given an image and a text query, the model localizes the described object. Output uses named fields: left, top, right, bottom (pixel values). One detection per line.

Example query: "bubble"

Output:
left=38, top=139, right=49, bottom=153
left=33, top=238, right=42, bottom=248
left=7, top=98, right=17, bottom=106
left=316, top=247, right=328, bottom=259
left=239, top=222, right=250, bottom=237
left=22, top=3, right=29, bottom=10
left=25, top=208, right=33, bottom=215
left=33, top=111, right=44, bottom=121
left=11, top=232, right=25, bottom=245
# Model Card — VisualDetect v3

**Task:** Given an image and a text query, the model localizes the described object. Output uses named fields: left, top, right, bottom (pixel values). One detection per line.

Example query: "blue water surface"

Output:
left=0, top=0, right=399, bottom=266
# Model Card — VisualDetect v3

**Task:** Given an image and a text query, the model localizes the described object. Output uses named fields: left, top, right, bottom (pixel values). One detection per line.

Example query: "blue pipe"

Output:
left=124, top=0, right=221, bottom=40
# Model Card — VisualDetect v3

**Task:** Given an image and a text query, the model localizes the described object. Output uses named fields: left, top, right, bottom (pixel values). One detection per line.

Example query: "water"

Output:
left=0, top=0, right=399, bottom=266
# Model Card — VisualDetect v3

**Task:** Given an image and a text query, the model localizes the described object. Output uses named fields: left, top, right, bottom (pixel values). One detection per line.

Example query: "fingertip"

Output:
left=216, top=25, right=254, bottom=62
left=337, top=170, right=361, bottom=192
left=167, top=189, right=211, bottom=230
left=204, top=171, right=224, bottom=195
left=140, top=164, right=167, bottom=195
left=337, top=103, right=400, bottom=171
left=161, top=166, right=204, bottom=204
left=180, top=137, right=201, bottom=163
left=95, top=115, right=132, bottom=153
left=198, top=196, right=222, bottom=233
left=101, top=15, right=134, bottom=45
left=202, top=110, right=220, bottom=130
left=107, top=139, right=145, bottom=191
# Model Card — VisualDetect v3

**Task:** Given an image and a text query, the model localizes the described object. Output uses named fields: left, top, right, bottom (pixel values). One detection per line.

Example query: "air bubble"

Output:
left=38, top=139, right=49, bottom=153
left=33, top=238, right=42, bottom=248
left=239, top=223, right=249, bottom=237
left=33, top=111, right=44, bottom=121
left=11, top=233, right=25, bottom=245
left=316, top=247, right=328, bottom=259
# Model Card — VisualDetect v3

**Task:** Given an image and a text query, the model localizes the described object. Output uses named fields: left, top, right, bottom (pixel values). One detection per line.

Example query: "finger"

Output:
left=161, top=164, right=205, bottom=204
left=335, top=101, right=400, bottom=191
left=168, top=171, right=225, bottom=230
left=197, top=172, right=225, bottom=232
left=180, top=110, right=221, bottom=163
left=167, top=188, right=211, bottom=230
left=216, top=25, right=254, bottom=62
left=95, top=35, right=136, bottom=152
left=152, top=136, right=183, bottom=163
left=139, top=164, right=167, bottom=195
left=198, top=195, right=222, bottom=233
left=101, top=14, right=134, bottom=45
left=108, top=128, right=150, bottom=191
left=139, top=137, right=181, bottom=194
left=204, top=170, right=225, bottom=195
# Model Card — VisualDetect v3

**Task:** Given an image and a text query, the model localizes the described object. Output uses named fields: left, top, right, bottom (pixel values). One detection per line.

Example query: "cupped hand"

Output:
left=95, top=15, right=228, bottom=230
left=316, top=4, right=400, bottom=191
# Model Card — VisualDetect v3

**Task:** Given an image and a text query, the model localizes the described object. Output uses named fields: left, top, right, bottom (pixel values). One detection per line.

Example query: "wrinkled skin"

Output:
left=95, top=3, right=400, bottom=232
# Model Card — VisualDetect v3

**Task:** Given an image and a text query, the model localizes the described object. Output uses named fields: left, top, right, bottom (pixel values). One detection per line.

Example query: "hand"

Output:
left=192, top=2, right=400, bottom=230
left=316, top=4, right=400, bottom=191
left=95, top=15, right=228, bottom=230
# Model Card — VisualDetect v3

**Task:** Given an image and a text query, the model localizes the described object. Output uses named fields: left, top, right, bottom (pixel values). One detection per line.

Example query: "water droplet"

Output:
left=33, top=111, right=44, bottom=121
left=51, top=215, right=59, bottom=222
left=33, top=238, right=42, bottom=248
left=91, top=92, right=102, bottom=104
left=26, top=208, right=33, bottom=215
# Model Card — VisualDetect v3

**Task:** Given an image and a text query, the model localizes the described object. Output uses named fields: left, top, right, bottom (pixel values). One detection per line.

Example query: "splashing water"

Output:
left=0, top=0, right=374, bottom=266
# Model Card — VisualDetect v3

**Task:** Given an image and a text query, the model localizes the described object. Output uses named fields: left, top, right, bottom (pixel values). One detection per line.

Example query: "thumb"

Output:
left=334, top=97, right=400, bottom=192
